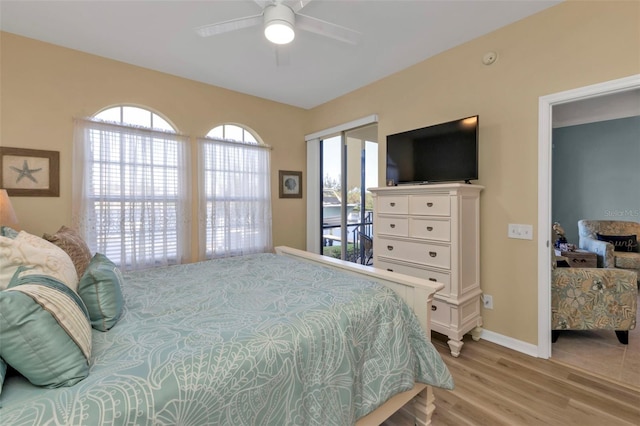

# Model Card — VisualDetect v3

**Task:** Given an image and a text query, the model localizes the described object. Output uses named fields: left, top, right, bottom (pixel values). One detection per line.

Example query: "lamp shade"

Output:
left=0, top=189, right=19, bottom=229
left=264, top=3, right=295, bottom=45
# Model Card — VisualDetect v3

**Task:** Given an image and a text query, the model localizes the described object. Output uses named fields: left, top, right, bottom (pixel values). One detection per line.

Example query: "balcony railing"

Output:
left=322, top=211, right=373, bottom=265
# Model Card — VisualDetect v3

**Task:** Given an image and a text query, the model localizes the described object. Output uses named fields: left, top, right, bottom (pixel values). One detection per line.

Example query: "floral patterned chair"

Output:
left=552, top=228, right=638, bottom=344
left=552, top=268, right=637, bottom=344
left=578, top=220, right=640, bottom=281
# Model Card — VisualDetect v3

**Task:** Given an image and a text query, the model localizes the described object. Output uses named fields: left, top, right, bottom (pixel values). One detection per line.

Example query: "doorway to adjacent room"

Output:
left=538, top=74, right=640, bottom=387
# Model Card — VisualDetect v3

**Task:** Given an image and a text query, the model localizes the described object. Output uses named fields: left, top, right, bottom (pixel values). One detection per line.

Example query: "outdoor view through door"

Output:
left=321, top=124, right=378, bottom=264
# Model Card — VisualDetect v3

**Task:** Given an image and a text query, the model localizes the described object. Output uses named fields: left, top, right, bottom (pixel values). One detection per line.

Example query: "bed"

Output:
left=0, top=244, right=453, bottom=425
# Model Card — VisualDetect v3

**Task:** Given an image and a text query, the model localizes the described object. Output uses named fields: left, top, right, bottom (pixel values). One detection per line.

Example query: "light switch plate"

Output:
left=508, top=223, right=533, bottom=240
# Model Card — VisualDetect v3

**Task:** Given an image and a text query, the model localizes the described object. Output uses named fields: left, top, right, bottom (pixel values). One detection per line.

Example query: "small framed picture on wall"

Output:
left=0, top=147, right=60, bottom=197
left=279, top=170, right=302, bottom=199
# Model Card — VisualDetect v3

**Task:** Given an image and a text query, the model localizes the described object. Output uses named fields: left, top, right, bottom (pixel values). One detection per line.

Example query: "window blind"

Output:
left=198, top=137, right=272, bottom=259
left=73, top=118, right=191, bottom=270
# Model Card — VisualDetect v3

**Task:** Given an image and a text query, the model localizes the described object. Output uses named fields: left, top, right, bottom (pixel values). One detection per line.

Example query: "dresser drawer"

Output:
left=378, top=238, right=451, bottom=269
left=409, top=195, right=450, bottom=216
left=409, top=218, right=451, bottom=242
left=375, top=259, right=451, bottom=295
left=377, top=216, right=409, bottom=237
left=430, top=299, right=450, bottom=326
left=377, top=196, right=409, bottom=215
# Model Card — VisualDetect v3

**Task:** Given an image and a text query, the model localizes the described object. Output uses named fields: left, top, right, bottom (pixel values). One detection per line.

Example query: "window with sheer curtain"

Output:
left=73, top=106, right=191, bottom=271
left=198, top=124, right=272, bottom=259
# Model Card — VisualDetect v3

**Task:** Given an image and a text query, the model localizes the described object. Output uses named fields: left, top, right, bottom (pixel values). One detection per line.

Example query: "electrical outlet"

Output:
left=482, top=294, right=493, bottom=309
left=508, top=223, right=533, bottom=240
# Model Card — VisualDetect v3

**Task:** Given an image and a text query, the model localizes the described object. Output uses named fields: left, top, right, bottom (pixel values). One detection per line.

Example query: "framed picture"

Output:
left=0, top=147, right=60, bottom=197
left=279, top=170, right=302, bottom=199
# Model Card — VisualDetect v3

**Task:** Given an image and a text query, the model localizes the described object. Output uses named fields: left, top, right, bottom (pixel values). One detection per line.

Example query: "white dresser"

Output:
left=370, top=183, right=483, bottom=357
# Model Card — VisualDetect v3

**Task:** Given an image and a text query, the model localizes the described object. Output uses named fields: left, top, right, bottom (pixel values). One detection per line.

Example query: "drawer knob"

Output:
left=387, top=268, right=394, bottom=272
left=426, top=226, right=433, bottom=231
left=431, top=305, right=437, bottom=311
left=390, top=224, right=396, bottom=228
left=426, top=202, right=434, bottom=207
left=390, top=202, right=396, bottom=207
left=429, top=251, right=437, bottom=257
left=387, top=245, right=394, bottom=251
left=428, top=278, right=437, bottom=282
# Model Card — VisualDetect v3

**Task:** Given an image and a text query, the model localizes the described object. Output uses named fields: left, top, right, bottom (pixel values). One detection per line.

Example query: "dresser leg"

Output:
left=447, top=339, right=464, bottom=357
left=470, top=326, right=483, bottom=341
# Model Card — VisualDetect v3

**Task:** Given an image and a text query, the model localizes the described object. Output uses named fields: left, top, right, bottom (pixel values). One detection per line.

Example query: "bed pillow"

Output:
left=596, top=233, right=639, bottom=253
left=0, top=269, right=92, bottom=388
left=43, top=226, right=93, bottom=279
left=0, top=231, right=78, bottom=291
left=0, top=226, right=19, bottom=239
left=78, top=253, right=124, bottom=331
left=0, top=358, right=6, bottom=405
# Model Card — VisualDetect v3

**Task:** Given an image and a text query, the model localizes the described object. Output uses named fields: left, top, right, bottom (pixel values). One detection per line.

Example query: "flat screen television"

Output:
left=386, top=115, right=478, bottom=185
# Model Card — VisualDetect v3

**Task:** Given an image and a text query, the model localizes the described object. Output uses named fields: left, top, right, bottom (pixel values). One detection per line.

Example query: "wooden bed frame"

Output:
left=275, top=246, right=444, bottom=426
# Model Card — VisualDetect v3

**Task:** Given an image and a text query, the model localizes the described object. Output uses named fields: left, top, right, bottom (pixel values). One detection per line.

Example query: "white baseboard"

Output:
left=480, top=329, right=539, bottom=358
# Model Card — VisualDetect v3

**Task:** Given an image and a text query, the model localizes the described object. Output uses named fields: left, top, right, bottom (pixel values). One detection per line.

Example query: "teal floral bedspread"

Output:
left=1, top=253, right=453, bottom=425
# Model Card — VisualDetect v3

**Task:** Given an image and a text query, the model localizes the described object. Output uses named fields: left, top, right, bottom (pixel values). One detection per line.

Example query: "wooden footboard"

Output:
left=274, top=246, right=443, bottom=425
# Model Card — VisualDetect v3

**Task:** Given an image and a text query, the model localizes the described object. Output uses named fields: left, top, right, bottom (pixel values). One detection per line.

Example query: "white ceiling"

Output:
left=1, top=0, right=561, bottom=109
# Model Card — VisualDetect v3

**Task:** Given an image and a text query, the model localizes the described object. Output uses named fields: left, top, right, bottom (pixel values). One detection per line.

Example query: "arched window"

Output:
left=94, top=105, right=175, bottom=131
left=73, top=106, right=190, bottom=270
left=206, top=124, right=258, bottom=143
left=199, top=124, right=272, bottom=258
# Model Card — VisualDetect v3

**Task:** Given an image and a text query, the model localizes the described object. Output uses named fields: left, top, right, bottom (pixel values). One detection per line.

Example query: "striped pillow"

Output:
left=0, top=269, right=91, bottom=389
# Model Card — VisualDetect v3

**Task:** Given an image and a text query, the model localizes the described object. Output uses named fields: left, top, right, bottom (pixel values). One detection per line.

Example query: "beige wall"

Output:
left=307, top=1, right=640, bottom=344
left=0, top=31, right=310, bottom=256
left=1, top=1, right=638, bottom=345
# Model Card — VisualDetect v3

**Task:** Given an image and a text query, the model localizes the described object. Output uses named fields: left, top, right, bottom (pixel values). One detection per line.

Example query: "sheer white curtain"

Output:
left=73, top=118, right=191, bottom=271
left=198, top=137, right=272, bottom=259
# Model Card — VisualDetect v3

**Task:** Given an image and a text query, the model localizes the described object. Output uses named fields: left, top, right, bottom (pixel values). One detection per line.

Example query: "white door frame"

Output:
left=537, top=74, right=640, bottom=358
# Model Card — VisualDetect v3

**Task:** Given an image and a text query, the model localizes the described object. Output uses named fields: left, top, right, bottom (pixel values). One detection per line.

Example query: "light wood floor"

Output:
left=384, top=333, right=640, bottom=426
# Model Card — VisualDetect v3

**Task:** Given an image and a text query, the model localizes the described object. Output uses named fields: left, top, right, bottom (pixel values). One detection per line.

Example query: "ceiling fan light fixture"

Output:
left=264, top=3, right=295, bottom=45
left=265, top=21, right=295, bottom=44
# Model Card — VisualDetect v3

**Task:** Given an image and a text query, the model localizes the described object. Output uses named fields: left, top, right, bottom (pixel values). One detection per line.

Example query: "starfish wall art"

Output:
left=0, top=147, right=60, bottom=197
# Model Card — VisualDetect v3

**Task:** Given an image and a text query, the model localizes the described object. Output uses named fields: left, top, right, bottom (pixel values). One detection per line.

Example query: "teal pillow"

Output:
left=78, top=253, right=124, bottom=332
left=0, top=269, right=91, bottom=388
left=0, top=226, right=18, bottom=239
left=0, top=358, right=6, bottom=405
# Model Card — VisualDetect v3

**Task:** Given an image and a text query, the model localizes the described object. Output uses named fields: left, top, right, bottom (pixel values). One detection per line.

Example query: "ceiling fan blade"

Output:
left=254, top=0, right=274, bottom=9
left=257, top=0, right=310, bottom=12
left=195, top=14, right=262, bottom=38
left=296, top=13, right=361, bottom=45
left=286, top=0, right=313, bottom=13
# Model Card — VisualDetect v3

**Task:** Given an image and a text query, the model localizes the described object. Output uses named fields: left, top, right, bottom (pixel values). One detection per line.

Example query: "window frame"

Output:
left=74, top=106, right=190, bottom=270
left=199, top=124, right=272, bottom=259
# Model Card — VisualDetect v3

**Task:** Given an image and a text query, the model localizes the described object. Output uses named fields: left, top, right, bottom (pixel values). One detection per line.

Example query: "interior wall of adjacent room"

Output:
left=552, top=116, right=640, bottom=244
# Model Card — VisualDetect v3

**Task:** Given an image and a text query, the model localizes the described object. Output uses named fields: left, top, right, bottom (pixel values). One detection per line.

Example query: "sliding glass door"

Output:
left=320, top=124, right=377, bottom=263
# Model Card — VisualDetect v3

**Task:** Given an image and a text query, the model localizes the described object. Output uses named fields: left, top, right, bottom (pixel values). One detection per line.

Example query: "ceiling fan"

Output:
left=195, top=0, right=362, bottom=46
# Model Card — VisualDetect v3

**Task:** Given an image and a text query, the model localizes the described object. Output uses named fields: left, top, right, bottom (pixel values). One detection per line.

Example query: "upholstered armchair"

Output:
left=552, top=267, right=637, bottom=344
left=578, top=220, right=640, bottom=280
